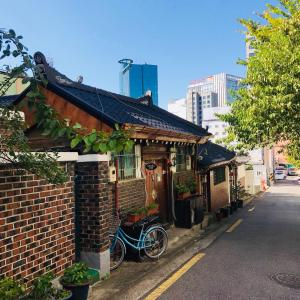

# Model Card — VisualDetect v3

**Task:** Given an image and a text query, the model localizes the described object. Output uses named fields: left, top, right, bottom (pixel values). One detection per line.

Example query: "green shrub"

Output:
left=175, top=183, right=189, bottom=194
left=60, top=263, right=91, bottom=286
left=0, top=277, right=24, bottom=300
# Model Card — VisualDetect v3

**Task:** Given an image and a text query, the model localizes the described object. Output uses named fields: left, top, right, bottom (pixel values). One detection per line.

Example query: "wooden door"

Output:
left=144, top=159, right=168, bottom=221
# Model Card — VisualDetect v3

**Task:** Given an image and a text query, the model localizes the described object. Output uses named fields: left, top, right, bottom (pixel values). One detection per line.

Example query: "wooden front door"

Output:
left=144, top=159, right=168, bottom=221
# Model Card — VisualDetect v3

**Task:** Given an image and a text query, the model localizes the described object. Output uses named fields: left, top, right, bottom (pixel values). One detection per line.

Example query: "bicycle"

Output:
left=109, top=216, right=168, bottom=270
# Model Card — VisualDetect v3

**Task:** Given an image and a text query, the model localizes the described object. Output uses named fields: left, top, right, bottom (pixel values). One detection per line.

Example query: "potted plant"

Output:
left=220, top=207, right=229, bottom=218
left=127, top=207, right=148, bottom=223
left=27, top=273, right=72, bottom=300
left=231, top=201, right=238, bottom=211
left=0, top=277, right=25, bottom=300
left=215, top=210, right=222, bottom=222
left=187, top=179, right=197, bottom=195
left=176, top=183, right=190, bottom=200
left=146, top=203, right=159, bottom=216
left=60, top=263, right=92, bottom=300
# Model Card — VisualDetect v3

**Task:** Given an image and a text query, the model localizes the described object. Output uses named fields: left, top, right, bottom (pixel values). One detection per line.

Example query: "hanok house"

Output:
left=0, top=52, right=212, bottom=282
left=197, top=142, right=236, bottom=212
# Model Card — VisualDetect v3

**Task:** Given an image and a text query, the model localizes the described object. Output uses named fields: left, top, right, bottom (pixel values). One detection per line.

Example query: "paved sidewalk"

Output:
left=88, top=195, right=258, bottom=300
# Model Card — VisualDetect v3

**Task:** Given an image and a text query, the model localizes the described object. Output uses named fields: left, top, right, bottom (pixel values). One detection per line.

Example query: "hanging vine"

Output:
left=0, top=29, right=133, bottom=184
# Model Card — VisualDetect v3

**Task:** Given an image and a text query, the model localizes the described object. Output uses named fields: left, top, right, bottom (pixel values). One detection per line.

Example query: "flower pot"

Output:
left=61, top=283, right=89, bottom=300
left=231, top=201, right=238, bottom=211
left=220, top=207, right=229, bottom=218
left=147, top=207, right=159, bottom=216
left=215, top=211, right=222, bottom=222
left=127, top=213, right=145, bottom=223
left=236, top=199, right=244, bottom=208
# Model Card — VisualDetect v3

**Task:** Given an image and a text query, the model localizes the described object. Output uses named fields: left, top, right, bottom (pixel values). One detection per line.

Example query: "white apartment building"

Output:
left=167, top=97, right=186, bottom=119
left=186, top=73, right=242, bottom=125
left=202, top=106, right=231, bottom=142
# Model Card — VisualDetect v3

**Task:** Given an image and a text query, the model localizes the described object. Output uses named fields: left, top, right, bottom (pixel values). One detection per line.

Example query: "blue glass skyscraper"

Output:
left=119, top=59, right=158, bottom=105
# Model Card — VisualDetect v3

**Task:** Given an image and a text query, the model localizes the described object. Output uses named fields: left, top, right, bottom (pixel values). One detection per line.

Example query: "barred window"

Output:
left=114, top=148, right=137, bottom=180
left=176, top=147, right=187, bottom=172
left=214, top=167, right=226, bottom=185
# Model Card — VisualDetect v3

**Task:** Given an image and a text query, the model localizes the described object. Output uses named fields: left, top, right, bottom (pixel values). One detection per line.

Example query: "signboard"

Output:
left=145, top=162, right=157, bottom=171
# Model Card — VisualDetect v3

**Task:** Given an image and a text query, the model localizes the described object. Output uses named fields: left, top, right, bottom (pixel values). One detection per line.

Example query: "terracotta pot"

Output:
left=147, top=207, right=159, bottom=216
left=127, top=214, right=144, bottom=223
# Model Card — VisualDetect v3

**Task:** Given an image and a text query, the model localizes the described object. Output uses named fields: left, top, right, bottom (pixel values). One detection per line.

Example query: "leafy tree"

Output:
left=220, top=0, right=300, bottom=163
left=0, top=29, right=133, bottom=184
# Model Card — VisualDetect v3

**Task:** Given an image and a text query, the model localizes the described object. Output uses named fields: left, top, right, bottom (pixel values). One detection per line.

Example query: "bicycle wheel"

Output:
left=143, top=227, right=168, bottom=259
left=109, top=234, right=125, bottom=270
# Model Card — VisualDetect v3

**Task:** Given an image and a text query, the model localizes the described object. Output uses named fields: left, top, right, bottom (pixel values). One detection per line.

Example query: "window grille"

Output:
left=213, top=167, right=226, bottom=185
left=113, top=149, right=138, bottom=180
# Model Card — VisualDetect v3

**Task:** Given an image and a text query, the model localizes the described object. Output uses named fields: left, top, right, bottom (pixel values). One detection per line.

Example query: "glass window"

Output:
left=214, top=167, right=226, bottom=185
left=176, top=147, right=187, bottom=172
left=114, top=148, right=136, bottom=180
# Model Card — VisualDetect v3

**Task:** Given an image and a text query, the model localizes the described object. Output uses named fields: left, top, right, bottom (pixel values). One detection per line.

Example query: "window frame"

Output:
left=213, top=167, right=226, bottom=185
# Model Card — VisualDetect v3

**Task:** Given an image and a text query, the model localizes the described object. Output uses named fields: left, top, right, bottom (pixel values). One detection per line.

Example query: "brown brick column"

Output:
left=75, top=154, right=110, bottom=277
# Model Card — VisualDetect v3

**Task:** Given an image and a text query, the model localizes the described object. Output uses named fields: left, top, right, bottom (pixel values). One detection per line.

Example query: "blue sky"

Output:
left=2, top=0, right=276, bottom=108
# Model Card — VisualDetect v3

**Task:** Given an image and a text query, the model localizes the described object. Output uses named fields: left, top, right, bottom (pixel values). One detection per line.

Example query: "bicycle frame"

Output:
left=113, top=224, right=163, bottom=251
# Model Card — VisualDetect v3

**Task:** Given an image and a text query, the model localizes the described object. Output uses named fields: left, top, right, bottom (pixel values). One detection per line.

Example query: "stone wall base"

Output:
left=80, top=250, right=110, bottom=278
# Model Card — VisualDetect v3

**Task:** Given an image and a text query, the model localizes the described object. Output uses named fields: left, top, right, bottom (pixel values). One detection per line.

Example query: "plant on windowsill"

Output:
left=127, top=207, right=148, bottom=223
left=146, top=203, right=159, bottom=216
left=0, top=277, right=25, bottom=300
left=60, top=263, right=92, bottom=300
left=175, top=183, right=190, bottom=200
left=26, top=273, right=72, bottom=300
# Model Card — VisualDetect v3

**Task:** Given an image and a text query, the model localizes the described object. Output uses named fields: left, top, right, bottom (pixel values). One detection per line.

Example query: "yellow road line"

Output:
left=144, top=252, right=205, bottom=300
left=226, top=218, right=243, bottom=233
left=248, top=206, right=255, bottom=212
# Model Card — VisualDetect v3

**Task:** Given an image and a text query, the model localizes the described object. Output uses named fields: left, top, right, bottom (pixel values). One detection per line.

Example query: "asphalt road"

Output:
left=158, top=178, right=300, bottom=300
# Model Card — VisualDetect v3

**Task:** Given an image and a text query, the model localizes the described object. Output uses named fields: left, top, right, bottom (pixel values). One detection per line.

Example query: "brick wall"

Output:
left=0, top=162, right=75, bottom=286
left=75, top=161, right=110, bottom=254
left=109, top=179, right=146, bottom=214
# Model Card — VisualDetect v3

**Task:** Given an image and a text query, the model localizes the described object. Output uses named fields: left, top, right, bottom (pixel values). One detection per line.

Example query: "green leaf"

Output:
left=73, top=123, right=82, bottom=129
left=70, top=137, right=81, bottom=148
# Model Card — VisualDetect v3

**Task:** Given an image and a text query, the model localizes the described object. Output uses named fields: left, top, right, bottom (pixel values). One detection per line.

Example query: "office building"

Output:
left=186, top=73, right=242, bottom=125
left=167, top=98, right=186, bottom=120
left=119, top=59, right=158, bottom=105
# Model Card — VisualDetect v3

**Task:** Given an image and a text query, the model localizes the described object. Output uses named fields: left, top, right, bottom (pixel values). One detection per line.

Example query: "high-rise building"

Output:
left=186, top=73, right=242, bottom=125
left=119, top=59, right=158, bottom=105
left=167, top=98, right=186, bottom=120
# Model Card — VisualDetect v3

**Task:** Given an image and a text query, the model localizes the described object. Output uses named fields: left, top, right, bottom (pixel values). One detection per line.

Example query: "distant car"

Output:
left=288, top=168, right=298, bottom=176
left=275, top=169, right=286, bottom=180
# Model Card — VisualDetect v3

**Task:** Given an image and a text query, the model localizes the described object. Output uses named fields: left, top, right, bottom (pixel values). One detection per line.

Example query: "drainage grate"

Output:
left=271, top=273, right=300, bottom=289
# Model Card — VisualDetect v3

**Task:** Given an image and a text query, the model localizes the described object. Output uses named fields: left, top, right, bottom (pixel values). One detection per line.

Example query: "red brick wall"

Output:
left=0, top=162, right=75, bottom=286
left=75, top=161, right=110, bottom=254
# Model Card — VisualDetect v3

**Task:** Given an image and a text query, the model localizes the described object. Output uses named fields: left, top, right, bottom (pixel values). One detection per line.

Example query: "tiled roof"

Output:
left=197, top=141, right=235, bottom=169
left=0, top=95, right=19, bottom=107
left=23, top=52, right=210, bottom=139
